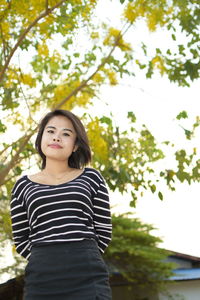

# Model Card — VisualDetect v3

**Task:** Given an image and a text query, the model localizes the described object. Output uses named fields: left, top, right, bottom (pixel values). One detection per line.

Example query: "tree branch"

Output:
left=0, top=131, right=31, bottom=157
left=0, top=0, right=66, bottom=83
left=0, top=129, right=37, bottom=186
left=53, top=31, right=124, bottom=110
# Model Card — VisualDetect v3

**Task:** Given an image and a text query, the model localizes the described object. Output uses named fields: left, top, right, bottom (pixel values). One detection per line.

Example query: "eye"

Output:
left=47, top=130, right=54, bottom=134
left=63, top=132, right=70, bottom=136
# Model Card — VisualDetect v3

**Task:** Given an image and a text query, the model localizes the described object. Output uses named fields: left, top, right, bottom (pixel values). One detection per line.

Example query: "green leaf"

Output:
left=171, top=34, right=176, bottom=41
left=184, top=129, right=192, bottom=140
left=176, top=111, right=188, bottom=120
left=100, top=116, right=112, bottom=126
left=158, top=191, right=163, bottom=200
left=127, top=111, right=136, bottom=123
left=130, top=191, right=137, bottom=207
left=156, top=48, right=162, bottom=54
left=130, top=199, right=136, bottom=207
left=0, top=120, right=6, bottom=133
left=166, top=49, right=171, bottom=55
left=150, top=184, right=156, bottom=193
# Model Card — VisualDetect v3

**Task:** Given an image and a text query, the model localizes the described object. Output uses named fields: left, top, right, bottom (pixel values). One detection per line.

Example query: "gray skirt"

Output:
left=24, top=239, right=112, bottom=300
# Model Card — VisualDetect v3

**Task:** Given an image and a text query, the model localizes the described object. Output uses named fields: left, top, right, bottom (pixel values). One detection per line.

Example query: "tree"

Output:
left=0, top=0, right=199, bottom=295
left=104, top=214, right=175, bottom=298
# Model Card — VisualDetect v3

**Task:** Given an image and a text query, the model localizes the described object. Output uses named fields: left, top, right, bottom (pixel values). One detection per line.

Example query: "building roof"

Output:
left=170, top=268, right=200, bottom=281
left=169, top=251, right=200, bottom=263
left=165, top=250, right=200, bottom=281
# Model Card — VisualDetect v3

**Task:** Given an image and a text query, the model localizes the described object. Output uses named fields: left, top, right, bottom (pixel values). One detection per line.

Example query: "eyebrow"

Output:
left=46, top=126, right=73, bottom=133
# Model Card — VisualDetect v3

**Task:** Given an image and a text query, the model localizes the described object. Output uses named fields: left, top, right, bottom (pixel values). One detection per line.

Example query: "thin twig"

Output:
left=17, top=56, right=38, bottom=125
left=46, top=0, right=49, bottom=13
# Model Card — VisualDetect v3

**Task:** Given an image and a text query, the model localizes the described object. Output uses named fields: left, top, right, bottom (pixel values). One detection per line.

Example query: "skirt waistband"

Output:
left=31, top=239, right=98, bottom=254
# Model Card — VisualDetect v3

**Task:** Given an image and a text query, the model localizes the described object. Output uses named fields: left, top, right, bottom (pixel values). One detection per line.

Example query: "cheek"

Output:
left=41, top=135, right=47, bottom=153
left=65, top=138, right=76, bottom=149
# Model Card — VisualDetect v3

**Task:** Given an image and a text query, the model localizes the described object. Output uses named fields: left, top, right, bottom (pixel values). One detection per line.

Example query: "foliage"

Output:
left=0, top=0, right=199, bottom=295
left=104, top=214, right=176, bottom=297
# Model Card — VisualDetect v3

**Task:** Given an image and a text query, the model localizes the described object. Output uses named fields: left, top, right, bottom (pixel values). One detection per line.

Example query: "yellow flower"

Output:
left=87, top=119, right=108, bottom=161
left=37, top=43, right=49, bottom=57
left=107, top=71, right=118, bottom=85
left=103, top=28, right=120, bottom=46
left=90, top=32, right=99, bottom=40
left=147, top=14, right=157, bottom=31
left=93, top=73, right=104, bottom=84
left=1, top=21, right=10, bottom=40
left=103, top=27, right=132, bottom=51
left=152, top=56, right=166, bottom=75
left=123, top=3, right=138, bottom=23
left=21, top=74, right=36, bottom=87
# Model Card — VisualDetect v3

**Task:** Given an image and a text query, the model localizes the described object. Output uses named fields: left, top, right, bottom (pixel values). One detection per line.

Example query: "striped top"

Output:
left=10, top=167, right=112, bottom=260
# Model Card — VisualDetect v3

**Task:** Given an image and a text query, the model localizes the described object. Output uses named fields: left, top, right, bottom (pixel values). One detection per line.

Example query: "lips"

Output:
left=48, top=144, right=63, bottom=149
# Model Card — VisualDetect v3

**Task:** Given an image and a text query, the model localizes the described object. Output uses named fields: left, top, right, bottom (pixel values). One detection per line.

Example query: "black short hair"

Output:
left=35, top=109, right=91, bottom=169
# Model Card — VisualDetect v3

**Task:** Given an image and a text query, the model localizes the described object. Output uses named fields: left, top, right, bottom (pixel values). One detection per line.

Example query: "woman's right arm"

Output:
left=10, top=180, right=31, bottom=260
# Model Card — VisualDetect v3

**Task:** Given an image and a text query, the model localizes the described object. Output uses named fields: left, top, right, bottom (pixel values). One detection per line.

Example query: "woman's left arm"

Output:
left=92, top=177, right=112, bottom=253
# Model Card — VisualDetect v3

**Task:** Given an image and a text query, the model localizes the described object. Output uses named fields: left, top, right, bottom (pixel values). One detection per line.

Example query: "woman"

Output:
left=10, top=109, right=112, bottom=300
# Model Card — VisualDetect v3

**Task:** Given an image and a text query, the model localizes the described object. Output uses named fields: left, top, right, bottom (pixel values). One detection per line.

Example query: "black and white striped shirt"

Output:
left=10, top=167, right=112, bottom=260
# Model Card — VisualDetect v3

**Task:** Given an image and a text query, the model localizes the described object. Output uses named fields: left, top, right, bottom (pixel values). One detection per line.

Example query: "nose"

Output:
left=53, top=136, right=60, bottom=142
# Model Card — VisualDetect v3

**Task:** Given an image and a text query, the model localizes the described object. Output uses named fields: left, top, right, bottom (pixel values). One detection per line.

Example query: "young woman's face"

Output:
left=41, top=115, right=77, bottom=164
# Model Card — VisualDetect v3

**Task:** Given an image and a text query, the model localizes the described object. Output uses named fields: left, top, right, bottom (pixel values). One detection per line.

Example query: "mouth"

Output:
left=48, top=144, right=63, bottom=149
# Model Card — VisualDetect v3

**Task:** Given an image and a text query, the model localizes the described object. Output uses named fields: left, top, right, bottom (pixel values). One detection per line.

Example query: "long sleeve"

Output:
left=92, top=176, right=112, bottom=253
left=10, top=179, right=31, bottom=260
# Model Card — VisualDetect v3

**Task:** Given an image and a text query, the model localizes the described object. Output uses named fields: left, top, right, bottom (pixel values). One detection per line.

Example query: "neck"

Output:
left=43, top=158, right=70, bottom=176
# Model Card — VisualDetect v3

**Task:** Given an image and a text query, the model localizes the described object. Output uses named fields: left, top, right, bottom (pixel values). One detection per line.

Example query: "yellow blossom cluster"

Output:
left=4, top=68, right=36, bottom=88
left=20, top=74, right=36, bottom=88
left=37, top=43, right=49, bottom=57
left=90, top=32, right=99, bottom=40
left=52, top=79, right=92, bottom=111
left=92, top=73, right=104, bottom=84
left=53, top=84, right=76, bottom=110
left=0, top=0, right=8, bottom=6
left=103, top=27, right=121, bottom=46
left=1, top=21, right=10, bottom=40
left=37, top=15, right=56, bottom=37
left=106, top=70, right=118, bottom=86
left=151, top=55, right=166, bottom=75
left=4, top=68, right=19, bottom=88
left=146, top=8, right=167, bottom=31
left=123, top=1, right=174, bottom=32
left=71, top=0, right=82, bottom=4
left=123, top=2, right=144, bottom=23
left=87, top=118, right=108, bottom=162
left=49, top=51, right=62, bottom=74
left=103, top=27, right=132, bottom=51
left=11, top=0, right=45, bottom=25
left=76, top=92, right=92, bottom=107
left=48, top=0, right=61, bottom=6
